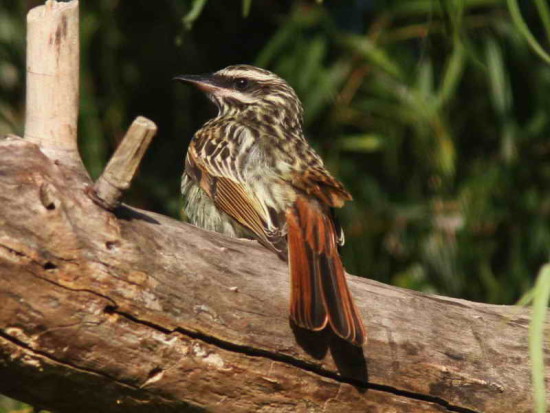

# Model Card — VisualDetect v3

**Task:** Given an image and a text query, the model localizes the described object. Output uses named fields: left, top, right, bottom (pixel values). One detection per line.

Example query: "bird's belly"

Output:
left=181, top=174, right=253, bottom=239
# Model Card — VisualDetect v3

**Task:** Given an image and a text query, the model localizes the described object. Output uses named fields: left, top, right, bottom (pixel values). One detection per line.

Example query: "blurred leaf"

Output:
left=393, top=263, right=437, bottom=293
left=255, top=19, right=299, bottom=67
left=485, top=37, right=511, bottom=117
left=516, top=287, right=534, bottom=307
left=339, top=134, right=384, bottom=152
left=297, top=36, right=326, bottom=90
left=390, top=0, right=503, bottom=16
left=436, top=44, right=465, bottom=107
left=417, top=59, right=434, bottom=98
left=242, top=0, right=252, bottom=18
left=343, top=35, right=403, bottom=79
left=485, top=36, right=517, bottom=162
left=303, top=61, right=349, bottom=124
left=182, top=0, right=208, bottom=30
left=436, top=129, right=456, bottom=176
left=0, top=395, right=45, bottom=413
left=507, top=0, right=550, bottom=65
left=534, top=0, right=550, bottom=45
left=530, top=264, right=550, bottom=413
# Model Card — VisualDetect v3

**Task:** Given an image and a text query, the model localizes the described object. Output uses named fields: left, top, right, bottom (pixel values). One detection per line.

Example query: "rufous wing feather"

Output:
left=287, top=197, right=366, bottom=346
left=291, top=167, right=353, bottom=208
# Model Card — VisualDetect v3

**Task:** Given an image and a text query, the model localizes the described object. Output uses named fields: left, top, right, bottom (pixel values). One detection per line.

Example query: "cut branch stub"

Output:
left=25, top=0, right=80, bottom=162
left=88, top=116, right=157, bottom=210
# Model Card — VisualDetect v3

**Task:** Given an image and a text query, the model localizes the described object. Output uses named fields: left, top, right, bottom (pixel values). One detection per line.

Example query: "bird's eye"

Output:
left=234, top=78, right=249, bottom=90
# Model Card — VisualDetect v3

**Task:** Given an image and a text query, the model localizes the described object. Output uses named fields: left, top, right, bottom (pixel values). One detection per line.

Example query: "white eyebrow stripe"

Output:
left=219, top=69, right=277, bottom=82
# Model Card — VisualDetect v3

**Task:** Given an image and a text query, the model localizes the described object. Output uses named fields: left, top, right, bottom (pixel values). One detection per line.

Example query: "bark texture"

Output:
left=0, top=136, right=546, bottom=412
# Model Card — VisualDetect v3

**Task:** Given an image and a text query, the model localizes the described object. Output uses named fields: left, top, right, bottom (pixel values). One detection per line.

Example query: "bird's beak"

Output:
left=173, top=74, right=219, bottom=93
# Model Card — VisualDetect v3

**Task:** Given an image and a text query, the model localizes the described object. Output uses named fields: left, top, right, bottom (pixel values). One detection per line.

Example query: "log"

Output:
left=0, top=137, right=546, bottom=412
left=0, top=0, right=547, bottom=412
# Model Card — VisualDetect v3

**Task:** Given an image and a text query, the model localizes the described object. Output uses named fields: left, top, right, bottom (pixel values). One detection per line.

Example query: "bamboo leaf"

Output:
left=485, top=37, right=510, bottom=117
left=534, top=0, right=550, bottom=45
left=507, top=0, right=550, bottom=65
left=436, top=44, right=465, bottom=107
left=242, top=0, right=252, bottom=18
left=343, top=35, right=403, bottom=79
left=339, top=134, right=384, bottom=152
left=182, top=0, right=208, bottom=30
left=530, top=264, right=550, bottom=413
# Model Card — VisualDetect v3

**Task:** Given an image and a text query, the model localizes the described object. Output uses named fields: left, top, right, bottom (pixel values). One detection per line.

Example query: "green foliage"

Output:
left=508, top=0, right=550, bottom=64
left=1, top=0, right=548, bottom=303
left=530, top=264, right=550, bottom=413
left=0, top=1, right=25, bottom=136
left=0, top=394, right=49, bottom=413
left=242, top=0, right=252, bottom=18
left=252, top=1, right=549, bottom=304
left=183, top=0, right=208, bottom=29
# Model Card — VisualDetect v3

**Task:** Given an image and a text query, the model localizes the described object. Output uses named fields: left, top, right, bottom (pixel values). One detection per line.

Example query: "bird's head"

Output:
left=175, top=65, right=304, bottom=132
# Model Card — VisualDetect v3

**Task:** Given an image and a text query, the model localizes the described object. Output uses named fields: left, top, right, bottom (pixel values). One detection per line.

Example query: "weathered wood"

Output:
left=0, top=137, right=546, bottom=412
left=24, top=0, right=80, bottom=164
left=88, top=116, right=158, bottom=210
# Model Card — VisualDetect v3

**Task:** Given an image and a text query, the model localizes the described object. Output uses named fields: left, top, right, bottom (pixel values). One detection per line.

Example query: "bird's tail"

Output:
left=286, top=196, right=366, bottom=346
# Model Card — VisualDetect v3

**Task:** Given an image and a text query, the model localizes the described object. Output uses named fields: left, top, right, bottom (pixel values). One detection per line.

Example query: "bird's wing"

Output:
left=273, top=138, right=352, bottom=208
left=290, top=165, right=352, bottom=208
left=186, top=126, right=286, bottom=256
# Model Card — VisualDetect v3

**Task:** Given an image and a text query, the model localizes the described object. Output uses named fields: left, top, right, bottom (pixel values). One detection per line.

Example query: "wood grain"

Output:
left=89, top=116, right=157, bottom=210
left=25, top=1, right=80, bottom=162
left=0, top=137, right=545, bottom=412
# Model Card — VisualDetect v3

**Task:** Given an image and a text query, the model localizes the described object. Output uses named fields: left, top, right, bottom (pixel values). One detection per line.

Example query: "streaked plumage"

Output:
left=176, top=65, right=366, bottom=346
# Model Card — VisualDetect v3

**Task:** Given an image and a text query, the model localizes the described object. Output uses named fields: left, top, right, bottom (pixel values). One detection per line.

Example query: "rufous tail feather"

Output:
left=286, top=197, right=366, bottom=346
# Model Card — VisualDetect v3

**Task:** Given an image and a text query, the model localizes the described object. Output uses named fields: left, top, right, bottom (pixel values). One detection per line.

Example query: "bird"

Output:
left=175, top=64, right=366, bottom=346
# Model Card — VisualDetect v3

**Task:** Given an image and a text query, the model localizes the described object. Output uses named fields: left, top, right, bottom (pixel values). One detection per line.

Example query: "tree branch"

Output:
left=88, top=116, right=157, bottom=210
left=0, top=137, right=545, bottom=412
